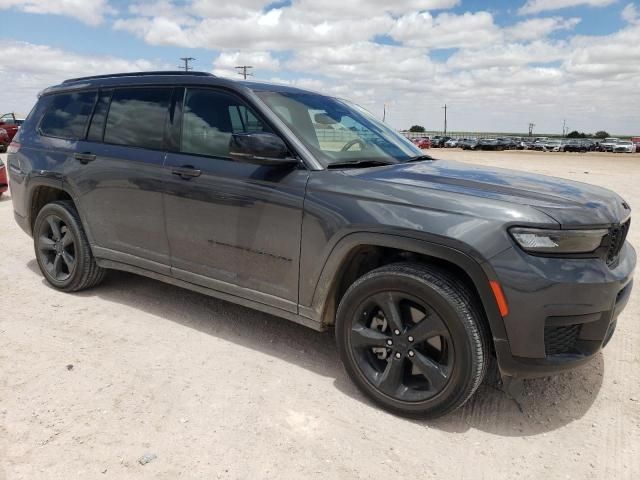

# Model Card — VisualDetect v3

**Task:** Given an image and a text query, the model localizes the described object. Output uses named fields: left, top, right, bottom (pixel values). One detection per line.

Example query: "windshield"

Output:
left=256, top=91, right=422, bottom=166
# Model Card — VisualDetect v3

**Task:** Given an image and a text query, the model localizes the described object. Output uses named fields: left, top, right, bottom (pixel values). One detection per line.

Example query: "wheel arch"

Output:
left=26, top=178, right=93, bottom=243
left=307, top=232, right=508, bottom=345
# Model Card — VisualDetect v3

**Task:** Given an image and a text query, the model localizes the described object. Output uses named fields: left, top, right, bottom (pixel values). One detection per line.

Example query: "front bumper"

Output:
left=489, top=242, right=636, bottom=378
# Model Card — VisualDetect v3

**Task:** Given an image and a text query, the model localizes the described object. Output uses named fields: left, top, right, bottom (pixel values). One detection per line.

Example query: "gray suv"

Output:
left=7, top=72, right=635, bottom=418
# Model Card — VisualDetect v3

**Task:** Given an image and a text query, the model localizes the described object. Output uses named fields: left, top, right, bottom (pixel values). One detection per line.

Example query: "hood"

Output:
left=343, top=159, right=630, bottom=227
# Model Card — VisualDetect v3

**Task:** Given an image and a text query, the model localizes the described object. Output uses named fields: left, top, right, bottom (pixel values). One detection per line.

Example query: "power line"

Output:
left=179, top=57, right=195, bottom=71
left=442, top=104, right=448, bottom=135
left=235, top=65, right=254, bottom=80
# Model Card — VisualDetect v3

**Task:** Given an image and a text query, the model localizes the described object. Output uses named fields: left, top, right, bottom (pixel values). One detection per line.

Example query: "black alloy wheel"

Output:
left=336, top=263, right=489, bottom=419
left=349, top=291, right=453, bottom=402
left=37, top=214, right=77, bottom=282
left=33, top=200, right=106, bottom=292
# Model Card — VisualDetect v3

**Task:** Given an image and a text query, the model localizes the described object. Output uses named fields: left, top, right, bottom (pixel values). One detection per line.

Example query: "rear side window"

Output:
left=104, top=88, right=172, bottom=150
left=39, top=91, right=97, bottom=139
left=181, top=89, right=269, bottom=158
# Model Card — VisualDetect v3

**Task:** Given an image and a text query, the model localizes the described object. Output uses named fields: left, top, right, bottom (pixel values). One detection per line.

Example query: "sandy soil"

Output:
left=1, top=150, right=639, bottom=479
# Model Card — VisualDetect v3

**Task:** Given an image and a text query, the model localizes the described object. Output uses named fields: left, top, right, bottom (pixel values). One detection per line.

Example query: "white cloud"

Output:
left=519, top=0, right=618, bottom=15
left=505, top=17, right=581, bottom=41
left=0, top=41, right=161, bottom=113
left=447, top=40, right=568, bottom=69
left=212, top=51, right=281, bottom=77
left=389, top=11, right=501, bottom=49
left=0, top=0, right=114, bottom=25
left=622, top=3, right=640, bottom=23
left=4, top=0, right=640, bottom=134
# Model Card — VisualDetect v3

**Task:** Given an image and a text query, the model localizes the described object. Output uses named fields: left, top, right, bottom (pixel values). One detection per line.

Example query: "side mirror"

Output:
left=229, top=132, right=298, bottom=166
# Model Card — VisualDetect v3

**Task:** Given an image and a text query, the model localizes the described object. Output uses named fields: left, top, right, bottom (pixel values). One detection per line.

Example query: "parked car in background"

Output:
left=632, top=137, right=640, bottom=151
left=519, top=139, right=536, bottom=150
left=459, top=138, right=479, bottom=150
left=530, top=138, right=548, bottom=151
left=563, top=140, right=588, bottom=153
left=0, top=113, right=25, bottom=142
left=613, top=141, right=636, bottom=153
left=0, top=128, right=10, bottom=152
left=444, top=138, right=459, bottom=148
left=496, top=137, right=517, bottom=150
left=476, top=138, right=504, bottom=151
left=543, top=140, right=563, bottom=152
left=431, top=136, right=451, bottom=148
left=411, top=137, right=431, bottom=149
left=0, top=156, right=8, bottom=197
left=581, top=139, right=597, bottom=151
left=600, top=138, right=620, bottom=152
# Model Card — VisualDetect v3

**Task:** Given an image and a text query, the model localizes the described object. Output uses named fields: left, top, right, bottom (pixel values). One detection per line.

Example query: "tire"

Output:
left=336, top=263, right=490, bottom=419
left=33, top=200, right=106, bottom=292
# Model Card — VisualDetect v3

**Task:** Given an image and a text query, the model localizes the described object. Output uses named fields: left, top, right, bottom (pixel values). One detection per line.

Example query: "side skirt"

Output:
left=95, top=258, right=326, bottom=332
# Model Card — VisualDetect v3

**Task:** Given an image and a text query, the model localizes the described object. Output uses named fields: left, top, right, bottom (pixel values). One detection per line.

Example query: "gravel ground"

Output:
left=1, top=150, right=639, bottom=479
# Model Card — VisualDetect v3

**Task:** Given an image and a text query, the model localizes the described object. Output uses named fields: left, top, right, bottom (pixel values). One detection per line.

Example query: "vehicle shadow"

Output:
left=26, top=261, right=604, bottom=437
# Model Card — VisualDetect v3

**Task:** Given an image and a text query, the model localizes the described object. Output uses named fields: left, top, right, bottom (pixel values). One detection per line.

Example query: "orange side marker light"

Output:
left=489, top=281, right=509, bottom=317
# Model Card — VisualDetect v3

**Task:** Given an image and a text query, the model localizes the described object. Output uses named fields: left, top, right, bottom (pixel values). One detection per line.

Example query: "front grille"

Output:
left=606, top=219, right=630, bottom=266
left=544, top=324, right=581, bottom=356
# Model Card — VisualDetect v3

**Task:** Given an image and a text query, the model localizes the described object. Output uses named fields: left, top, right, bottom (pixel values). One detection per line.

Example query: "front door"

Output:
left=162, top=88, right=308, bottom=310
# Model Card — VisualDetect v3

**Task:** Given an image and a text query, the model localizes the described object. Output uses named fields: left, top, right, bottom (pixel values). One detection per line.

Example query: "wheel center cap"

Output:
left=55, top=242, right=63, bottom=255
left=395, top=337, right=409, bottom=352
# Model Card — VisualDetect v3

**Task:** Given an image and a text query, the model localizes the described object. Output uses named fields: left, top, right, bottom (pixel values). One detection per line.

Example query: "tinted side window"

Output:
left=87, top=90, right=112, bottom=142
left=104, top=88, right=172, bottom=150
left=181, top=89, right=269, bottom=158
left=39, top=91, right=97, bottom=139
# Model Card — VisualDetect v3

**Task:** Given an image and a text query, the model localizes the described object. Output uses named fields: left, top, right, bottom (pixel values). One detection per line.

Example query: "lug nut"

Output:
left=408, top=336, right=414, bottom=342
left=394, top=329, right=401, bottom=335
left=408, top=350, right=415, bottom=357
left=395, top=352, right=402, bottom=359
left=386, top=339, right=393, bottom=346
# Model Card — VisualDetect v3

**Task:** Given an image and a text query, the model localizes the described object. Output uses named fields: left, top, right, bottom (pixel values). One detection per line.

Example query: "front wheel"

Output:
left=336, top=263, right=490, bottom=419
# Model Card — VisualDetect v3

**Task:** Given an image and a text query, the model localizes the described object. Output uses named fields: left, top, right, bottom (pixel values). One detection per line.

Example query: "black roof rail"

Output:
left=62, top=71, right=216, bottom=84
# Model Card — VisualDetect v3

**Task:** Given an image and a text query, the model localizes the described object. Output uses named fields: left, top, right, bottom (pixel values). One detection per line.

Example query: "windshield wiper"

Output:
left=405, top=154, right=435, bottom=163
left=327, top=159, right=396, bottom=169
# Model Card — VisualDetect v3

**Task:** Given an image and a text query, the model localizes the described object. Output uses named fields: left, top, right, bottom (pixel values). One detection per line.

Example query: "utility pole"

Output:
left=441, top=104, right=448, bottom=135
left=179, top=57, right=195, bottom=72
left=562, top=119, right=567, bottom=137
left=383, top=103, right=387, bottom=123
left=528, top=122, right=535, bottom=137
left=235, top=65, right=254, bottom=80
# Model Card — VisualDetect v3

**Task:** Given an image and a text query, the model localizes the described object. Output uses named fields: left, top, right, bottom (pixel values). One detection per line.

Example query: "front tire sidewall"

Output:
left=336, top=268, right=482, bottom=418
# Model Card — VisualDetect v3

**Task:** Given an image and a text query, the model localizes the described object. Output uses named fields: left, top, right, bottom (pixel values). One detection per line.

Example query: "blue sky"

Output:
left=1, top=0, right=639, bottom=134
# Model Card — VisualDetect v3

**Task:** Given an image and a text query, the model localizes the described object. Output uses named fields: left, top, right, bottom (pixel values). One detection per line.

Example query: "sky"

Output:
left=0, top=0, right=639, bottom=135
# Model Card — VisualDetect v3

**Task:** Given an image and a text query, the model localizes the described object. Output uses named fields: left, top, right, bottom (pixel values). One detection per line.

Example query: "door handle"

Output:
left=74, top=152, right=96, bottom=164
left=172, top=166, right=202, bottom=179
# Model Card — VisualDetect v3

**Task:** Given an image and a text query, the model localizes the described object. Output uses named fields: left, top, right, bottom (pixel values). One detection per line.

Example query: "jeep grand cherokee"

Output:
left=7, top=71, right=635, bottom=418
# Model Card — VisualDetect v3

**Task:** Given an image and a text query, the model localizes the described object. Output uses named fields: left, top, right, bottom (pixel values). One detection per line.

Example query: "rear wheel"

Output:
left=34, top=200, right=106, bottom=292
left=336, top=263, right=490, bottom=419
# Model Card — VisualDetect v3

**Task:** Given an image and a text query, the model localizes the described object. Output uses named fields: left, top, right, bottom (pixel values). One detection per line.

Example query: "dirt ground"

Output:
left=1, top=150, right=639, bottom=479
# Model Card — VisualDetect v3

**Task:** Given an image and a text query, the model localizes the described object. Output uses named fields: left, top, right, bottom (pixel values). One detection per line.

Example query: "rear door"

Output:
left=63, top=87, right=173, bottom=273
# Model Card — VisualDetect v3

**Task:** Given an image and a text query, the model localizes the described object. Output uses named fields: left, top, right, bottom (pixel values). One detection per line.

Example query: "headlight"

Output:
left=509, top=227, right=608, bottom=254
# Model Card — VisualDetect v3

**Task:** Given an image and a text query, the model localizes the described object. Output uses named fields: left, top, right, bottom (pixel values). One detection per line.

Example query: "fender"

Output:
left=300, top=231, right=508, bottom=344
left=59, top=178, right=97, bottom=245
left=20, top=171, right=64, bottom=235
